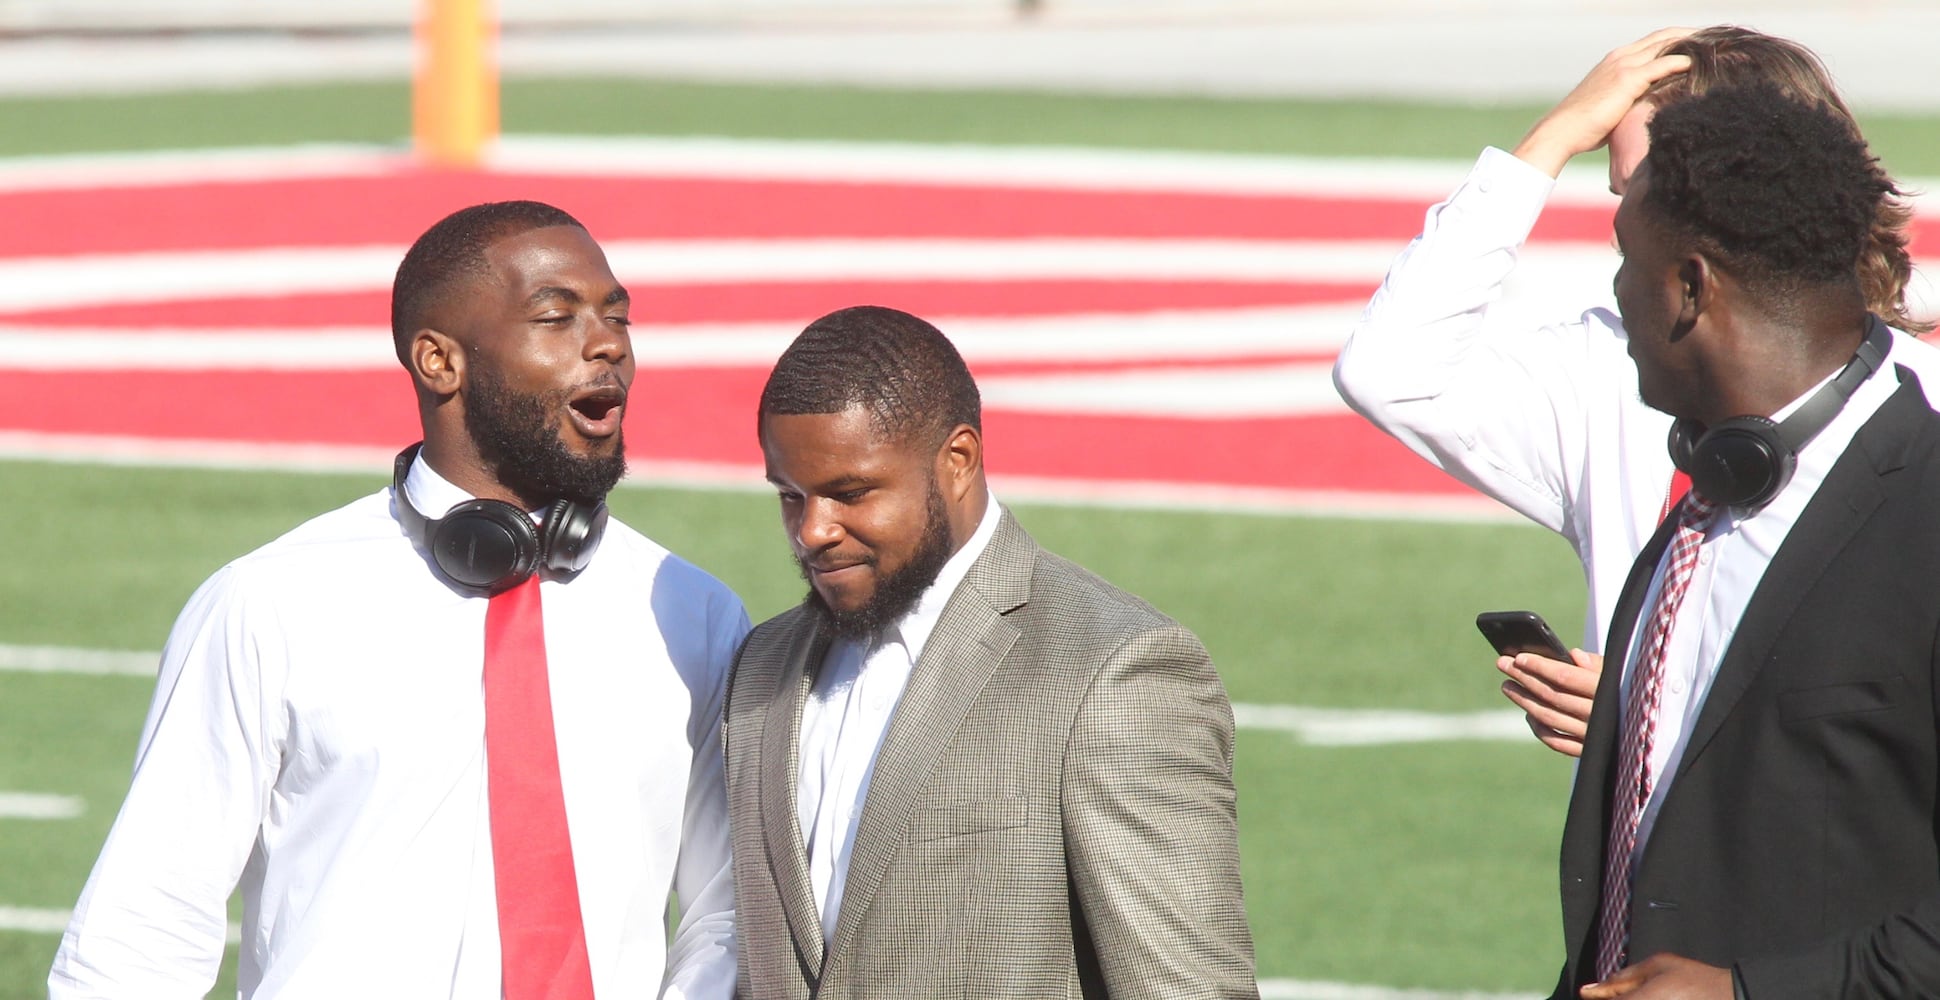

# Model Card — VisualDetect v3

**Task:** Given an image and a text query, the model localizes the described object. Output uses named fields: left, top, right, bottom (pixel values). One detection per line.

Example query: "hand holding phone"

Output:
left=1479, top=610, right=1598, bottom=758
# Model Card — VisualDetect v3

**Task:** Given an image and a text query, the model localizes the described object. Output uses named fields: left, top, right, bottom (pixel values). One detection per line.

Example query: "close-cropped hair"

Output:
left=1641, top=83, right=1893, bottom=300
left=759, top=305, right=982, bottom=448
left=390, top=200, right=587, bottom=363
left=1644, top=26, right=1929, bottom=332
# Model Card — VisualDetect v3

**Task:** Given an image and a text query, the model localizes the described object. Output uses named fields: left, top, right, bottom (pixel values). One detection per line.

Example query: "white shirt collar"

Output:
left=1766, top=365, right=1843, bottom=423
left=402, top=452, right=545, bottom=520
left=882, top=495, right=1002, bottom=663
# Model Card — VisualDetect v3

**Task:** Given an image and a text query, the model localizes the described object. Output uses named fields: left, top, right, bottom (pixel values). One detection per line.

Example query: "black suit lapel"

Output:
left=1667, top=373, right=1923, bottom=783
left=1556, top=508, right=1680, bottom=984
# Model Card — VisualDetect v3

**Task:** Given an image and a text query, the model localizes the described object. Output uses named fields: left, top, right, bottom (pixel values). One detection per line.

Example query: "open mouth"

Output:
left=568, top=384, right=627, bottom=437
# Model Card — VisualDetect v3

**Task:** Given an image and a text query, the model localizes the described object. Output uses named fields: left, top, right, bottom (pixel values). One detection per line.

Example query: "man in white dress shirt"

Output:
left=1332, top=26, right=1940, bottom=756
left=722, top=306, right=1256, bottom=1000
left=49, top=201, right=747, bottom=1000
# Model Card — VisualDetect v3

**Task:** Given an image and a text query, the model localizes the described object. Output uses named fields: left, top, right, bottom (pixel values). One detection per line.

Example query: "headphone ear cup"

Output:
left=1685, top=416, right=1793, bottom=510
left=539, top=500, right=609, bottom=577
left=1667, top=419, right=1700, bottom=476
left=428, top=500, right=542, bottom=594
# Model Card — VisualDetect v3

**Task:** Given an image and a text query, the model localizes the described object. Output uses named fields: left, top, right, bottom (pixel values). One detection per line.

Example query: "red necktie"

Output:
left=1595, top=493, right=1717, bottom=980
left=1659, top=470, right=1693, bottom=525
left=484, top=576, right=596, bottom=1000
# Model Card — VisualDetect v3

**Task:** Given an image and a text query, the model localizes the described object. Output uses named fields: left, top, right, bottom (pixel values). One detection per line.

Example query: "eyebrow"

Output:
left=766, top=473, right=872, bottom=493
left=523, top=286, right=631, bottom=308
left=524, top=286, right=582, bottom=308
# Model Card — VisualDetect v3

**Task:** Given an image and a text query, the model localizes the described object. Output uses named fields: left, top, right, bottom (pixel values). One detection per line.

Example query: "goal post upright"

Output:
left=414, top=0, right=500, bottom=168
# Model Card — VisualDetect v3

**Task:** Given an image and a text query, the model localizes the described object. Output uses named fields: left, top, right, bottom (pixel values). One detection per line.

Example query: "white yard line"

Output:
left=0, top=239, right=1448, bottom=306
left=0, top=907, right=1539, bottom=999
left=0, top=906, right=71, bottom=935
left=980, top=360, right=1349, bottom=418
left=0, top=792, right=83, bottom=820
left=0, top=135, right=1614, bottom=203
left=1259, top=980, right=1538, bottom=1000
left=491, top=134, right=1535, bottom=202
left=0, top=145, right=409, bottom=193
left=0, top=304, right=1376, bottom=372
left=0, top=643, right=1529, bottom=745
left=0, top=134, right=1928, bottom=214
left=0, top=306, right=1360, bottom=371
left=1232, top=704, right=1527, bottom=746
left=0, top=643, right=156, bottom=677
left=0, top=434, right=1520, bottom=522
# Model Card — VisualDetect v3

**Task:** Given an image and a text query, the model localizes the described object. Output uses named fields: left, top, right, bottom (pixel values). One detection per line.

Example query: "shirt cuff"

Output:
left=1425, top=147, right=1556, bottom=250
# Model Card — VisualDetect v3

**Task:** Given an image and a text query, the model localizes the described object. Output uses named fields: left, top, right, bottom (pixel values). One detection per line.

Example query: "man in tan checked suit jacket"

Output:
left=723, top=306, right=1258, bottom=1000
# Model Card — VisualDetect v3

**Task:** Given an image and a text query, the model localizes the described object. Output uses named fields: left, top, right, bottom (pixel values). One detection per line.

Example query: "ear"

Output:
left=408, top=329, right=464, bottom=397
left=1670, top=255, right=1711, bottom=341
left=935, top=424, right=983, bottom=501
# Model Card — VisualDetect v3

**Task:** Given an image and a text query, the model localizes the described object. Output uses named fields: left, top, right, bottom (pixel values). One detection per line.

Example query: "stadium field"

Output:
left=1, top=77, right=1935, bottom=1000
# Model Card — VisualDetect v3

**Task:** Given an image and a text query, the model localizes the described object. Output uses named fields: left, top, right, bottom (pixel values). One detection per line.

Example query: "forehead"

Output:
left=476, top=224, right=617, bottom=296
left=761, top=408, right=925, bottom=479
left=1607, top=101, right=1655, bottom=193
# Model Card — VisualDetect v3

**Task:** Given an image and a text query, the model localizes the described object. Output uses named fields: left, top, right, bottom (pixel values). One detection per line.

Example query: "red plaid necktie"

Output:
left=484, top=576, right=596, bottom=1000
left=1595, top=492, right=1717, bottom=980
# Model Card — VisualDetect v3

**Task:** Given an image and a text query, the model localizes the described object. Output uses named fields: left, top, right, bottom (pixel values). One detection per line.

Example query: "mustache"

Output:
left=796, top=552, right=877, bottom=579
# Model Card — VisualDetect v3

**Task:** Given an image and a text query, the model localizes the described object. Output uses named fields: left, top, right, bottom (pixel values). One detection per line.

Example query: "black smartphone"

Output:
left=1475, top=610, right=1573, bottom=661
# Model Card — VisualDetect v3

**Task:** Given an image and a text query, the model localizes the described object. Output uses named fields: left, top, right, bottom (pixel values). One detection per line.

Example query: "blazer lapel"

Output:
left=1669, top=375, right=1921, bottom=781
left=1559, top=506, right=1679, bottom=964
left=762, top=615, right=834, bottom=973
left=821, top=509, right=1033, bottom=970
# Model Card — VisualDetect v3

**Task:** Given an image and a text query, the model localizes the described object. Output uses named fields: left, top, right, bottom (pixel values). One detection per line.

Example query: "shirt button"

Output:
left=1697, top=551, right=1712, bottom=566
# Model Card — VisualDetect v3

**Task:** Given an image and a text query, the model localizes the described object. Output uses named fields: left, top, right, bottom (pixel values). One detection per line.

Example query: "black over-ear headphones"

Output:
left=391, top=443, right=609, bottom=595
left=1668, top=315, right=1892, bottom=511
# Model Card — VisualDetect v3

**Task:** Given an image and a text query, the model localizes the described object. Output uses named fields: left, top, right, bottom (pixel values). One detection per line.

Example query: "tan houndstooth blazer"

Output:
left=722, top=507, right=1258, bottom=1000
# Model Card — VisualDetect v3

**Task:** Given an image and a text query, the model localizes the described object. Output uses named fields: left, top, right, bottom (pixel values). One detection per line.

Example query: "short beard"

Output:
left=464, top=365, right=626, bottom=506
left=804, top=477, right=955, bottom=640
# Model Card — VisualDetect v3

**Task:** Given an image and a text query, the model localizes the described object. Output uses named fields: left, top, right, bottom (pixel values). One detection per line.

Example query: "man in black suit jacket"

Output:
left=1553, top=84, right=1940, bottom=999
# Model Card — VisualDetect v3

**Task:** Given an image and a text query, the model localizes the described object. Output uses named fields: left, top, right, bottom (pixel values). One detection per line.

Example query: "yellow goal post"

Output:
left=414, top=0, right=499, bottom=168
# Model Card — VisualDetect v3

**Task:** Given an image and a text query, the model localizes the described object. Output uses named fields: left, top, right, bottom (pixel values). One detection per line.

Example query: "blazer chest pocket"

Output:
left=1778, top=676, right=1906, bottom=723
left=906, top=793, right=1030, bottom=843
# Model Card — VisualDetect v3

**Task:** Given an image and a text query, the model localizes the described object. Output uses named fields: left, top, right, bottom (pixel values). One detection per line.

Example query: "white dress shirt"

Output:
left=1620, top=361, right=1896, bottom=857
left=796, top=498, right=1001, bottom=940
left=50, top=456, right=749, bottom=1000
left=1333, top=145, right=1940, bottom=650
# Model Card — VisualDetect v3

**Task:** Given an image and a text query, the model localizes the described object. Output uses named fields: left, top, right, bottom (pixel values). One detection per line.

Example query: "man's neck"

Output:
left=1693, top=312, right=1868, bottom=425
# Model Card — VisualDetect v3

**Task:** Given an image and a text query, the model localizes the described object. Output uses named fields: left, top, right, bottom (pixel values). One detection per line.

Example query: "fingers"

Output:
left=1540, top=649, right=1602, bottom=699
left=1503, top=678, right=1585, bottom=738
left=1522, top=711, right=1586, bottom=758
left=1497, top=652, right=1596, bottom=734
left=1579, top=958, right=1651, bottom=999
left=1616, top=25, right=1701, bottom=60
left=1511, top=26, right=1699, bottom=176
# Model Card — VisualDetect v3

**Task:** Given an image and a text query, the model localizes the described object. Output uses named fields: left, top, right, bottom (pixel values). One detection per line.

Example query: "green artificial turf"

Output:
left=0, top=458, right=1583, bottom=995
left=3, top=78, right=1936, bottom=178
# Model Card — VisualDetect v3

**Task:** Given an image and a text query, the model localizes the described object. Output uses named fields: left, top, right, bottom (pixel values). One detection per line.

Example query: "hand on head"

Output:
left=1514, top=27, right=1697, bottom=178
